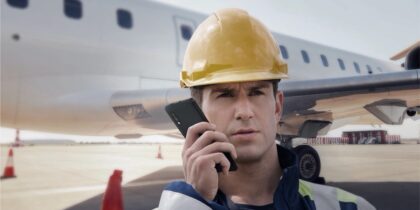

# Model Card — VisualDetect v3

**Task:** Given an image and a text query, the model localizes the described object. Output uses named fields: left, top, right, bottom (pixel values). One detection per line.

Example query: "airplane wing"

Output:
left=109, top=69, right=419, bottom=138
left=278, top=69, right=420, bottom=137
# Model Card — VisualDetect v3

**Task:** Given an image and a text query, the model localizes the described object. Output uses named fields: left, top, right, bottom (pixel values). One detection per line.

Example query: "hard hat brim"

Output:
left=180, top=65, right=288, bottom=88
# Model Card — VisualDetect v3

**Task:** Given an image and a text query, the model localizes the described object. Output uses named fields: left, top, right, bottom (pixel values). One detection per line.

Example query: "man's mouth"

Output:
left=232, top=128, right=258, bottom=136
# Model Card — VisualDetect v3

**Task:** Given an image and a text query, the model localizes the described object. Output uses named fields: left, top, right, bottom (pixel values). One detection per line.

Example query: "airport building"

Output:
left=342, top=130, right=401, bottom=144
left=307, top=130, right=401, bottom=144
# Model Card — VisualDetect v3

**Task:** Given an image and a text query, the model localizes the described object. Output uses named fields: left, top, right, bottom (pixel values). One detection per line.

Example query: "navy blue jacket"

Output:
left=158, top=145, right=375, bottom=210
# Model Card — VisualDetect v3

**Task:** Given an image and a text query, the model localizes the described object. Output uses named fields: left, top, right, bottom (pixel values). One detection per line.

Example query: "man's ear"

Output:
left=275, top=91, right=284, bottom=122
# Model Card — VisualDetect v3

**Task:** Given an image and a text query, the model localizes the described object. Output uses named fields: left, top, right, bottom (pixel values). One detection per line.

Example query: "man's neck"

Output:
left=219, top=144, right=282, bottom=206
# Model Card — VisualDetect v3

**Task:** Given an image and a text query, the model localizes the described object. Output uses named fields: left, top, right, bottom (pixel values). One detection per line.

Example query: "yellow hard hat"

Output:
left=180, top=8, right=288, bottom=88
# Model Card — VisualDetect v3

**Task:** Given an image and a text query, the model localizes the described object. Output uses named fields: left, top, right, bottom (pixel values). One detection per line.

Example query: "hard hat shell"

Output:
left=180, top=8, right=288, bottom=88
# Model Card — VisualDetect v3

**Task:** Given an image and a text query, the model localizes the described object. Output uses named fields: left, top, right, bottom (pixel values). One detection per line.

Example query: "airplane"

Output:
left=1, top=0, right=419, bottom=182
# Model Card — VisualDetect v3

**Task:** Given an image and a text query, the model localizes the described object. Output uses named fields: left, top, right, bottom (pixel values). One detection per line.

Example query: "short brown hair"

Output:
left=190, top=80, right=280, bottom=106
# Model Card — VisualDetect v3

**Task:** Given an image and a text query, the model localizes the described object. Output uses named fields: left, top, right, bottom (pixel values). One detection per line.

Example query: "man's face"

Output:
left=201, top=81, right=283, bottom=163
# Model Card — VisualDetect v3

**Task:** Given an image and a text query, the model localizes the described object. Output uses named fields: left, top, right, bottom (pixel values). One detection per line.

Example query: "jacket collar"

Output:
left=274, top=145, right=300, bottom=209
left=214, top=144, right=299, bottom=209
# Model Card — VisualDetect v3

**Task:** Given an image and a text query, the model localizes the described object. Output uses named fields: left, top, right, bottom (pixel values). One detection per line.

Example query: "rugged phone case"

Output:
left=165, top=98, right=238, bottom=172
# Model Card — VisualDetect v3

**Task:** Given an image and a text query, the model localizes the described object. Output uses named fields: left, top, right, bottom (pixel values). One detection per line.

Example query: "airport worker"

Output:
left=158, top=8, right=375, bottom=210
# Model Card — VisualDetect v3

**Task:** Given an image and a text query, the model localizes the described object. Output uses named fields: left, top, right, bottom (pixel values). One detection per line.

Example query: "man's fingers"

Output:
left=193, top=153, right=231, bottom=175
left=186, top=142, right=236, bottom=176
left=192, top=131, right=230, bottom=151
left=184, top=131, right=231, bottom=159
left=189, top=142, right=237, bottom=165
left=183, top=122, right=215, bottom=149
left=182, top=122, right=236, bottom=180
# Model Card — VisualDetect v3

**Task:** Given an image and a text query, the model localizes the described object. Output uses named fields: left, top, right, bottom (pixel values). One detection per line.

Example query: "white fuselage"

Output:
left=1, top=0, right=402, bottom=136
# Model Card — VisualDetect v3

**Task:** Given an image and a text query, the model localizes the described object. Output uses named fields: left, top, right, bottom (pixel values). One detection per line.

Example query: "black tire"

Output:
left=293, top=145, right=321, bottom=182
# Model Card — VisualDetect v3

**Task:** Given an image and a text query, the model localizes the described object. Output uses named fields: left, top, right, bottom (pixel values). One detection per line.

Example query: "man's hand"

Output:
left=182, top=122, right=237, bottom=201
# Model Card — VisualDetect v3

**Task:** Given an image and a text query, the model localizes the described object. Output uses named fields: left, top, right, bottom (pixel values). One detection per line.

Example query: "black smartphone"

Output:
left=165, top=98, right=238, bottom=172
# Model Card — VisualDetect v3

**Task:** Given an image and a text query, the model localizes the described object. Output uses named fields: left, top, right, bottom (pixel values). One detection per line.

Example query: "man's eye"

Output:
left=217, top=92, right=233, bottom=98
left=249, top=90, right=264, bottom=96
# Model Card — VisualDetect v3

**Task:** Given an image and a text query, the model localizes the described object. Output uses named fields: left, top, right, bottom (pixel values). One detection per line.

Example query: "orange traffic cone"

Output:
left=101, top=169, right=124, bottom=210
left=156, top=144, right=163, bottom=159
left=1, top=148, right=16, bottom=179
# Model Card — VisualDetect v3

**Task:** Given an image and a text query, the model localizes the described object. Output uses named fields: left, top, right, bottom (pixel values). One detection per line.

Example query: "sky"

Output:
left=1, top=0, right=419, bottom=143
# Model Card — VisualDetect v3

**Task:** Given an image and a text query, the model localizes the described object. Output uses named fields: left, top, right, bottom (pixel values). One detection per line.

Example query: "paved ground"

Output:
left=1, top=144, right=419, bottom=210
left=0, top=144, right=183, bottom=210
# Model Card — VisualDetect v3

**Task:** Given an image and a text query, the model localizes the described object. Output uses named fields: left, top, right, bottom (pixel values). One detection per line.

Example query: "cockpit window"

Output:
left=64, top=0, right=82, bottom=19
left=7, top=0, right=28, bottom=9
left=180, top=25, right=193, bottom=40
left=117, top=9, right=133, bottom=29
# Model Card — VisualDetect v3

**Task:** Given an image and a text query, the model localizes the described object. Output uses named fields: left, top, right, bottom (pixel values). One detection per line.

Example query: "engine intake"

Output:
left=405, top=45, right=420, bottom=70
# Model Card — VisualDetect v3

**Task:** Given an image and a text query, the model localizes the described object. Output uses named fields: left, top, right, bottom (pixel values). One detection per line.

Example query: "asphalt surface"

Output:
left=2, top=144, right=419, bottom=210
left=66, top=165, right=420, bottom=210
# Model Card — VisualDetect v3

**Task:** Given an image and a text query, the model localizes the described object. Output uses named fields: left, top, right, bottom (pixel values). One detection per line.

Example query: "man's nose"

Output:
left=234, top=96, right=254, bottom=121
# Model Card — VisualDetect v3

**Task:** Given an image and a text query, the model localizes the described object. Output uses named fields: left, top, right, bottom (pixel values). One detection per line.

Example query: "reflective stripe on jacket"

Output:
left=158, top=145, right=375, bottom=210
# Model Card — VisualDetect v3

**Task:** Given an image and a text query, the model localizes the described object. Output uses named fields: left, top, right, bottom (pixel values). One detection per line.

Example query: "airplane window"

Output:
left=366, top=65, right=373, bottom=74
left=64, top=0, right=82, bottom=19
left=338, top=58, right=345, bottom=70
left=353, top=62, right=361, bottom=73
left=301, top=50, right=310, bottom=63
left=117, top=9, right=133, bottom=29
left=7, top=0, right=28, bottom=8
left=279, top=45, right=289, bottom=59
left=180, top=25, right=193, bottom=40
left=320, top=54, right=329, bottom=67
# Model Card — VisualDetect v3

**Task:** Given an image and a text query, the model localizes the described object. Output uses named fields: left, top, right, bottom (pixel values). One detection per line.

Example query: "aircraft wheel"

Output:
left=293, top=145, right=321, bottom=182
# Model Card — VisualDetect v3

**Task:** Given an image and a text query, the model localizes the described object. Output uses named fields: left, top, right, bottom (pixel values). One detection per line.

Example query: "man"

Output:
left=158, top=8, right=375, bottom=210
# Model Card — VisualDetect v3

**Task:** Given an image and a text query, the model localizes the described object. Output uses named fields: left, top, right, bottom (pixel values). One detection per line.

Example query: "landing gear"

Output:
left=293, top=145, right=322, bottom=183
left=406, top=108, right=417, bottom=117
left=276, top=134, right=324, bottom=184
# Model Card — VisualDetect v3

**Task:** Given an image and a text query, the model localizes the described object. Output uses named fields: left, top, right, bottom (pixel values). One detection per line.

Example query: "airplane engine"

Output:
left=404, top=45, right=420, bottom=70
left=111, top=88, right=190, bottom=132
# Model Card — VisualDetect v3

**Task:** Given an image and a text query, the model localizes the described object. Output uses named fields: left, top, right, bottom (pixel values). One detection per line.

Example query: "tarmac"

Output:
left=1, top=143, right=419, bottom=210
